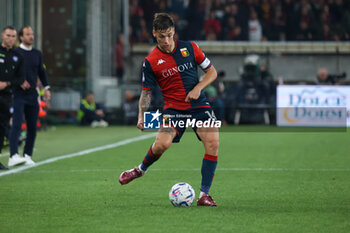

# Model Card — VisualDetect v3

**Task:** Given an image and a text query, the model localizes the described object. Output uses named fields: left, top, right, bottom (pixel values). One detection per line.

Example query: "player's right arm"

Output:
left=185, top=42, right=217, bottom=102
left=137, top=58, right=157, bottom=130
left=137, top=89, right=152, bottom=130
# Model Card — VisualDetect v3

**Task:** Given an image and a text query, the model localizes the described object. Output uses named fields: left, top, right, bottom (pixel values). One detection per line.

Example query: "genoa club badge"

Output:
left=180, top=48, right=189, bottom=57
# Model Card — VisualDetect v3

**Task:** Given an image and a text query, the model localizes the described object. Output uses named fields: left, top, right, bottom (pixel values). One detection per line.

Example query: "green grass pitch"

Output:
left=0, top=125, right=349, bottom=233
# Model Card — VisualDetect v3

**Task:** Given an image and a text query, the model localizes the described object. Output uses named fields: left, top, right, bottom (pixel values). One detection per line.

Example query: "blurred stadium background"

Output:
left=1, top=0, right=349, bottom=126
left=1, top=2, right=350, bottom=232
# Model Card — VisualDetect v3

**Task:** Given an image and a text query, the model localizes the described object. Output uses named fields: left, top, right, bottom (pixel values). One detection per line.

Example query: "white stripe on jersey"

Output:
left=199, top=57, right=211, bottom=70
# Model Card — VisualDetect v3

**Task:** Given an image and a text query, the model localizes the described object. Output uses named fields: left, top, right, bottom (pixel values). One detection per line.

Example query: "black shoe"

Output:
left=0, top=162, right=9, bottom=170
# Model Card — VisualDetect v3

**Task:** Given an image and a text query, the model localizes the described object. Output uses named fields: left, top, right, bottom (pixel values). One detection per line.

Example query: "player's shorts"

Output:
left=161, top=107, right=217, bottom=143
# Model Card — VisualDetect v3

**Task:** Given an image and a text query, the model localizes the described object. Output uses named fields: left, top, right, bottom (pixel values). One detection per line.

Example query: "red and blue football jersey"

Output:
left=142, top=40, right=212, bottom=110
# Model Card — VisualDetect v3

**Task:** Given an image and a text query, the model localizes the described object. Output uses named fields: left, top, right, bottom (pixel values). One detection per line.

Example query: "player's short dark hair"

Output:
left=18, top=26, right=32, bottom=42
left=2, top=26, right=16, bottom=33
left=153, top=13, right=175, bottom=31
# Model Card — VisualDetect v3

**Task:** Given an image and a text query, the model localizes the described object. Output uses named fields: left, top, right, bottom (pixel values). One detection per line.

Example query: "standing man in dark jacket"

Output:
left=0, top=26, right=25, bottom=170
left=8, top=26, right=51, bottom=167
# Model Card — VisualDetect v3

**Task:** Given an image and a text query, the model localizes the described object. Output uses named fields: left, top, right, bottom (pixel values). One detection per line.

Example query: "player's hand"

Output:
left=21, top=80, right=30, bottom=90
left=95, top=109, right=105, bottom=117
left=0, top=81, right=8, bottom=90
left=44, top=89, right=51, bottom=101
left=137, top=118, right=144, bottom=131
left=185, top=87, right=201, bottom=102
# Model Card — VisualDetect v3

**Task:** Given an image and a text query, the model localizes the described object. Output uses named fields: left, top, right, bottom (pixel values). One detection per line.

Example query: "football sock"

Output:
left=200, top=154, right=218, bottom=195
left=140, top=145, right=162, bottom=171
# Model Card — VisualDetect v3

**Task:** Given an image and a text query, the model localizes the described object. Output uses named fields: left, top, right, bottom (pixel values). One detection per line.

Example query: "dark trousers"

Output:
left=10, top=94, right=39, bottom=156
left=0, top=93, right=12, bottom=153
left=80, top=111, right=101, bottom=125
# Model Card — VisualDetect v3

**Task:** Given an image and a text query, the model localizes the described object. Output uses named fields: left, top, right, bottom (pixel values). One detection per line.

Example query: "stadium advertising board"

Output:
left=277, top=85, right=350, bottom=127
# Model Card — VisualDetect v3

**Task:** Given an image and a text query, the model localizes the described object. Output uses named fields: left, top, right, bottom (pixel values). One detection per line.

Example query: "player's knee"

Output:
left=212, top=140, right=220, bottom=151
left=159, top=140, right=172, bottom=152
left=153, top=139, right=172, bottom=154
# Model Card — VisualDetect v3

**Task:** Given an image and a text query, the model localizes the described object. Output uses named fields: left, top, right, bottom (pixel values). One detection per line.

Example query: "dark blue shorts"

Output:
left=162, top=107, right=217, bottom=143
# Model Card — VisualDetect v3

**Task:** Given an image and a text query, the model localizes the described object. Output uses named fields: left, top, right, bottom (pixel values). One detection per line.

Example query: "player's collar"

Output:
left=20, top=43, right=32, bottom=51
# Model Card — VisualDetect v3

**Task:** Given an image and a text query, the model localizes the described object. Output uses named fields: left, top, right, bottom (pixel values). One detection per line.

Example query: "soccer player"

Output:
left=8, top=26, right=51, bottom=167
left=0, top=26, right=25, bottom=169
left=119, top=13, right=219, bottom=206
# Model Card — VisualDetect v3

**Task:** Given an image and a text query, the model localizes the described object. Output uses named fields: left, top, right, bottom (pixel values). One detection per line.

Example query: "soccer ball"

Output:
left=169, top=182, right=195, bottom=207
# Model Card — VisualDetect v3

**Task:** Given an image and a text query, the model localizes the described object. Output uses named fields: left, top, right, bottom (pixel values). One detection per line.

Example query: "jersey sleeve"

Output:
left=191, top=42, right=212, bottom=70
left=141, top=59, right=157, bottom=90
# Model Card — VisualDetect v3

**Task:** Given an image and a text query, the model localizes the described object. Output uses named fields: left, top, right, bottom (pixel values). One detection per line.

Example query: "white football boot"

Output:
left=8, top=154, right=27, bottom=167
left=99, top=120, right=109, bottom=127
left=24, top=154, right=35, bottom=165
left=91, top=120, right=100, bottom=128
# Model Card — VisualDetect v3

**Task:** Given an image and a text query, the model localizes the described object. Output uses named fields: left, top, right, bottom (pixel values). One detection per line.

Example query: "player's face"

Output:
left=1, top=29, right=17, bottom=49
left=21, top=27, right=34, bottom=46
left=153, top=27, right=175, bottom=53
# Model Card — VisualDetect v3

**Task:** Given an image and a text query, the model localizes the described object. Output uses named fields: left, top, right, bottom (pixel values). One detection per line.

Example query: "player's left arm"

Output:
left=185, top=65, right=217, bottom=103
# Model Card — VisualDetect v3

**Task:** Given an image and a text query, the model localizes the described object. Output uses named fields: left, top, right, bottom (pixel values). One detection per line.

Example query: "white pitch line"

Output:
left=151, top=168, right=350, bottom=172
left=19, top=167, right=350, bottom=174
left=0, top=133, right=156, bottom=178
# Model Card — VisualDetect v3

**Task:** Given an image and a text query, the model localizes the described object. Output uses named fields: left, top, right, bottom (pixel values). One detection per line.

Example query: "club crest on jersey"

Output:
left=180, top=48, right=189, bottom=57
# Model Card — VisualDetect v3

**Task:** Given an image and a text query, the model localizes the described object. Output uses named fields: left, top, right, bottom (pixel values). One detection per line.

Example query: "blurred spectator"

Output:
left=222, top=16, right=242, bottom=40
left=260, top=0, right=272, bottom=25
left=316, top=68, right=346, bottom=85
left=316, top=68, right=329, bottom=84
left=248, top=9, right=262, bottom=41
left=203, top=70, right=227, bottom=124
left=123, top=90, right=139, bottom=125
left=212, top=0, right=225, bottom=20
left=115, top=34, right=125, bottom=80
left=228, top=3, right=249, bottom=40
left=130, top=0, right=350, bottom=42
left=341, top=8, right=350, bottom=40
left=320, top=23, right=333, bottom=40
left=282, top=0, right=297, bottom=40
left=204, top=85, right=226, bottom=124
left=140, top=0, right=159, bottom=30
left=187, top=0, right=206, bottom=40
left=204, top=10, right=222, bottom=41
left=269, top=3, right=286, bottom=40
left=321, top=4, right=332, bottom=24
left=295, top=20, right=313, bottom=40
left=129, top=0, right=144, bottom=43
left=329, top=0, right=344, bottom=24
left=170, top=13, right=187, bottom=40
left=77, top=92, right=108, bottom=127
left=138, top=19, right=151, bottom=43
